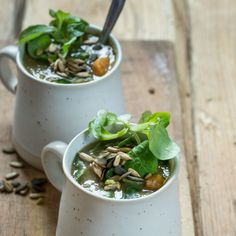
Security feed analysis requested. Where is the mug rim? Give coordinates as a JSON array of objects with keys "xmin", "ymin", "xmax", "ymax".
[
  {"xmin": 15, "ymin": 24, "xmax": 122, "ymax": 88},
  {"xmin": 62, "ymin": 127, "xmax": 180, "ymax": 203}
]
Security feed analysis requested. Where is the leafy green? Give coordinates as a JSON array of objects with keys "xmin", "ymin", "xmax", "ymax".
[
  {"xmin": 27, "ymin": 34, "xmax": 51, "ymax": 59},
  {"xmin": 88, "ymin": 110, "xmax": 180, "ymax": 175},
  {"xmin": 18, "ymin": 25, "xmax": 55, "ymax": 44},
  {"xmin": 88, "ymin": 110, "xmax": 128, "ymax": 140},
  {"xmin": 18, "ymin": 9, "xmax": 89, "ymax": 60},
  {"xmin": 125, "ymin": 140, "xmax": 158, "ymax": 177},
  {"xmin": 149, "ymin": 124, "xmax": 180, "ymax": 160}
]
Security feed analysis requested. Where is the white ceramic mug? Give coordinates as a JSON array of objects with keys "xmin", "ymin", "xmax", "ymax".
[
  {"xmin": 42, "ymin": 128, "xmax": 181, "ymax": 236},
  {"xmin": 0, "ymin": 26, "xmax": 125, "ymax": 169}
]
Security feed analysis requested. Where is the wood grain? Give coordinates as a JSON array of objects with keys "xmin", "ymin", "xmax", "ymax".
[
  {"xmin": 187, "ymin": 0, "xmax": 236, "ymax": 235},
  {"xmin": 0, "ymin": 41, "xmax": 193, "ymax": 235},
  {"xmin": 22, "ymin": 0, "xmax": 175, "ymax": 41}
]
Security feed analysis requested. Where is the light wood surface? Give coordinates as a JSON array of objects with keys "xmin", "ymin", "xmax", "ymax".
[
  {"xmin": 0, "ymin": 41, "xmax": 191, "ymax": 236},
  {"xmin": 1, "ymin": 0, "xmax": 236, "ymax": 235}
]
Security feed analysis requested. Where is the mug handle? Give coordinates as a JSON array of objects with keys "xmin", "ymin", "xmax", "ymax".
[
  {"xmin": 41, "ymin": 141, "xmax": 68, "ymax": 192},
  {"xmin": 0, "ymin": 45, "xmax": 18, "ymax": 93}
]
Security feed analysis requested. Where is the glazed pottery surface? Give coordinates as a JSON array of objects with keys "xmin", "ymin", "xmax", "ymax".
[
  {"xmin": 0, "ymin": 25, "xmax": 124, "ymax": 169},
  {"xmin": 41, "ymin": 128, "xmax": 181, "ymax": 236}
]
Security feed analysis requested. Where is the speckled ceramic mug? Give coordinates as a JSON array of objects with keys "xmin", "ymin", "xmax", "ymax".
[
  {"xmin": 41, "ymin": 128, "xmax": 181, "ymax": 236},
  {"xmin": 0, "ymin": 25, "xmax": 124, "ymax": 170}
]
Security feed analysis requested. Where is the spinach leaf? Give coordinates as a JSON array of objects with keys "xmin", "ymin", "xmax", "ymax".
[
  {"xmin": 18, "ymin": 25, "xmax": 55, "ymax": 44},
  {"xmin": 125, "ymin": 140, "xmax": 158, "ymax": 177},
  {"xmin": 149, "ymin": 124, "xmax": 180, "ymax": 160},
  {"xmin": 27, "ymin": 34, "xmax": 51, "ymax": 59},
  {"xmin": 138, "ymin": 110, "xmax": 152, "ymax": 123},
  {"xmin": 139, "ymin": 111, "xmax": 170, "ymax": 127},
  {"xmin": 88, "ymin": 110, "xmax": 128, "ymax": 140}
]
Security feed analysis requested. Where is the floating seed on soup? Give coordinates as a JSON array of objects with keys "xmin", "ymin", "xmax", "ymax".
[
  {"xmin": 58, "ymin": 60, "xmax": 65, "ymax": 72},
  {"xmin": 128, "ymin": 168, "xmax": 141, "ymax": 178},
  {"xmin": 106, "ymin": 146, "xmax": 119, "ymax": 153},
  {"xmin": 114, "ymin": 166, "xmax": 126, "ymax": 175},
  {"xmin": 118, "ymin": 152, "xmax": 132, "ymax": 161},
  {"xmin": 79, "ymin": 153, "xmax": 94, "ymax": 163},
  {"xmin": 127, "ymin": 175, "xmax": 144, "ymax": 182},
  {"xmin": 91, "ymin": 162, "xmax": 103, "ymax": 179},
  {"xmin": 119, "ymin": 147, "xmax": 132, "ymax": 153},
  {"xmin": 97, "ymin": 151, "xmax": 110, "ymax": 159},
  {"xmin": 113, "ymin": 155, "xmax": 121, "ymax": 167},
  {"xmin": 119, "ymin": 171, "xmax": 132, "ymax": 180},
  {"xmin": 76, "ymin": 72, "xmax": 91, "ymax": 78}
]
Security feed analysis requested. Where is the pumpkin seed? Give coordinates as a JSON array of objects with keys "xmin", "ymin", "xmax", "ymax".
[
  {"xmin": 5, "ymin": 172, "xmax": 19, "ymax": 180},
  {"xmin": 9, "ymin": 161, "xmax": 24, "ymax": 168},
  {"xmin": 113, "ymin": 155, "xmax": 121, "ymax": 167},
  {"xmin": 2, "ymin": 145, "xmax": 16, "ymax": 154},
  {"xmin": 79, "ymin": 152, "xmax": 94, "ymax": 163},
  {"xmin": 128, "ymin": 168, "xmax": 141, "ymax": 178},
  {"xmin": 29, "ymin": 193, "xmax": 45, "ymax": 199},
  {"xmin": 3, "ymin": 179, "xmax": 13, "ymax": 193}
]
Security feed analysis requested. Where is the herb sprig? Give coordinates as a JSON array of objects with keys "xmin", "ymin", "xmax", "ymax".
[
  {"xmin": 89, "ymin": 110, "xmax": 180, "ymax": 177},
  {"xmin": 18, "ymin": 9, "xmax": 88, "ymax": 61}
]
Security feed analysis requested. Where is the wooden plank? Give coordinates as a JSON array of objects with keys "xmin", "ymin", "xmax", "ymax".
[
  {"xmin": 22, "ymin": 0, "xmax": 175, "ymax": 40},
  {"xmin": 187, "ymin": 1, "xmax": 236, "ymax": 235},
  {"xmin": 0, "ymin": 41, "xmax": 194, "ymax": 235}
]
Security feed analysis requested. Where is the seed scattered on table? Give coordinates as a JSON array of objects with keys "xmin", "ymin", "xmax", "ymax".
[
  {"xmin": 31, "ymin": 177, "xmax": 47, "ymax": 186},
  {"xmin": 29, "ymin": 193, "xmax": 45, "ymax": 199},
  {"xmin": 36, "ymin": 197, "xmax": 44, "ymax": 205},
  {"xmin": 15, "ymin": 182, "xmax": 29, "ymax": 194},
  {"xmin": 3, "ymin": 179, "xmax": 13, "ymax": 193},
  {"xmin": 9, "ymin": 161, "xmax": 24, "ymax": 168},
  {"xmin": 5, "ymin": 172, "xmax": 19, "ymax": 180},
  {"xmin": 2, "ymin": 145, "xmax": 16, "ymax": 154}
]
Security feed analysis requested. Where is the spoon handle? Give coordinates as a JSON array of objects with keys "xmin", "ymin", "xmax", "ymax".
[{"xmin": 99, "ymin": 0, "xmax": 126, "ymax": 44}]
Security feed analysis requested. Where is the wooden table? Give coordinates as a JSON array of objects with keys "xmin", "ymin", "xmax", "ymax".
[{"xmin": 1, "ymin": 1, "xmax": 236, "ymax": 235}]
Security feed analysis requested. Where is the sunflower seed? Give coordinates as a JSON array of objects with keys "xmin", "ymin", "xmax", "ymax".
[
  {"xmin": 110, "ymin": 175, "xmax": 121, "ymax": 181},
  {"xmin": 91, "ymin": 163, "xmax": 103, "ymax": 179},
  {"xmin": 79, "ymin": 153, "xmax": 94, "ymax": 163},
  {"xmin": 15, "ymin": 182, "xmax": 29, "ymax": 194},
  {"xmin": 128, "ymin": 168, "xmax": 141, "ymax": 178},
  {"xmin": 73, "ymin": 58, "xmax": 85, "ymax": 64},
  {"xmin": 114, "ymin": 166, "xmax": 126, "ymax": 175},
  {"xmin": 76, "ymin": 72, "xmax": 91, "ymax": 78},
  {"xmin": 31, "ymin": 177, "xmax": 47, "ymax": 186},
  {"xmin": 19, "ymin": 187, "xmax": 29, "ymax": 196},
  {"xmin": 119, "ymin": 147, "xmax": 132, "ymax": 153},
  {"xmin": 11, "ymin": 180, "xmax": 20, "ymax": 188},
  {"xmin": 118, "ymin": 152, "xmax": 132, "ymax": 161},
  {"xmin": 106, "ymin": 158, "xmax": 115, "ymax": 168},
  {"xmin": 3, "ymin": 179, "xmax": 13, "ymax": 192},
  {"xmin": 127, "ymin": 175, "xmax": 144, "ymax": 182},
  {"xmin": 119, "ymin": 171, "xmax": 132, "ymax": 180},
  {"xmin": 5, "ymin": 172, "xmax": 19, "ymax": 180},
  {"xmin": 56, "ymin": 71, "xmax": 67, "ymax": 77},
  {"xmin": 145, "ymin": 173, "xmax": 152, "ymax": 179},
  {"xmin": 58, "ymin": 60, "xmax": 65, "ymax": 72},
  {"xmin": 97, "ymin": 151, "xmax": 110, "ymax": 159},
  {"xmin": 36, "ymin": 197, "xmax": 44, "ymax": 205},
  {"xmin": 32, "ymin": 185, "xmax": 45, "ymax": 193},
  {"xmin": 107, "ymin": 146, "xmax": 119, "ymax": 153},
  {"xmin": 29, "ymin": 193, "xmax": 45, "ymax": 199},
  {"xmin": 48, "ymin": 43, "xmax": 58, "ymax": 53},
  {"xmin": 113, "ymin": 155, "xmax": 121, "ymax": 167},
  {"xmin": 104, "ymin": 181, "xmax": 120, "ymax": 191},
  {"xmin": 106, "ymin": 153, "xmax": 117, "ymax": 160},
  {"xmin": 2, "ymin": 145, "xmax": 16, "ymax": 154},
  {"xmin": 53, "ymin": 59, "xmax": 60, "ymax": 71},
  {"xmin": 94, "ymin": 158, "xmax": 107, "ymax": 168},
  {"xmin": 9, "ymin": 161, "xmax": 24, "ymax": 168}
]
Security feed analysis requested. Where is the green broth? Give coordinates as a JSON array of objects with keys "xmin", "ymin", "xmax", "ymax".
[{"xmin": 71, "ymin": 141, "xmax": 171, "ymax": 200}]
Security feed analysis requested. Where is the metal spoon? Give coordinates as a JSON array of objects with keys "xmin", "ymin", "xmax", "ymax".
[{"xmin": 99, "ymin": 0, "xmax": 126, "ymax": 44}]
